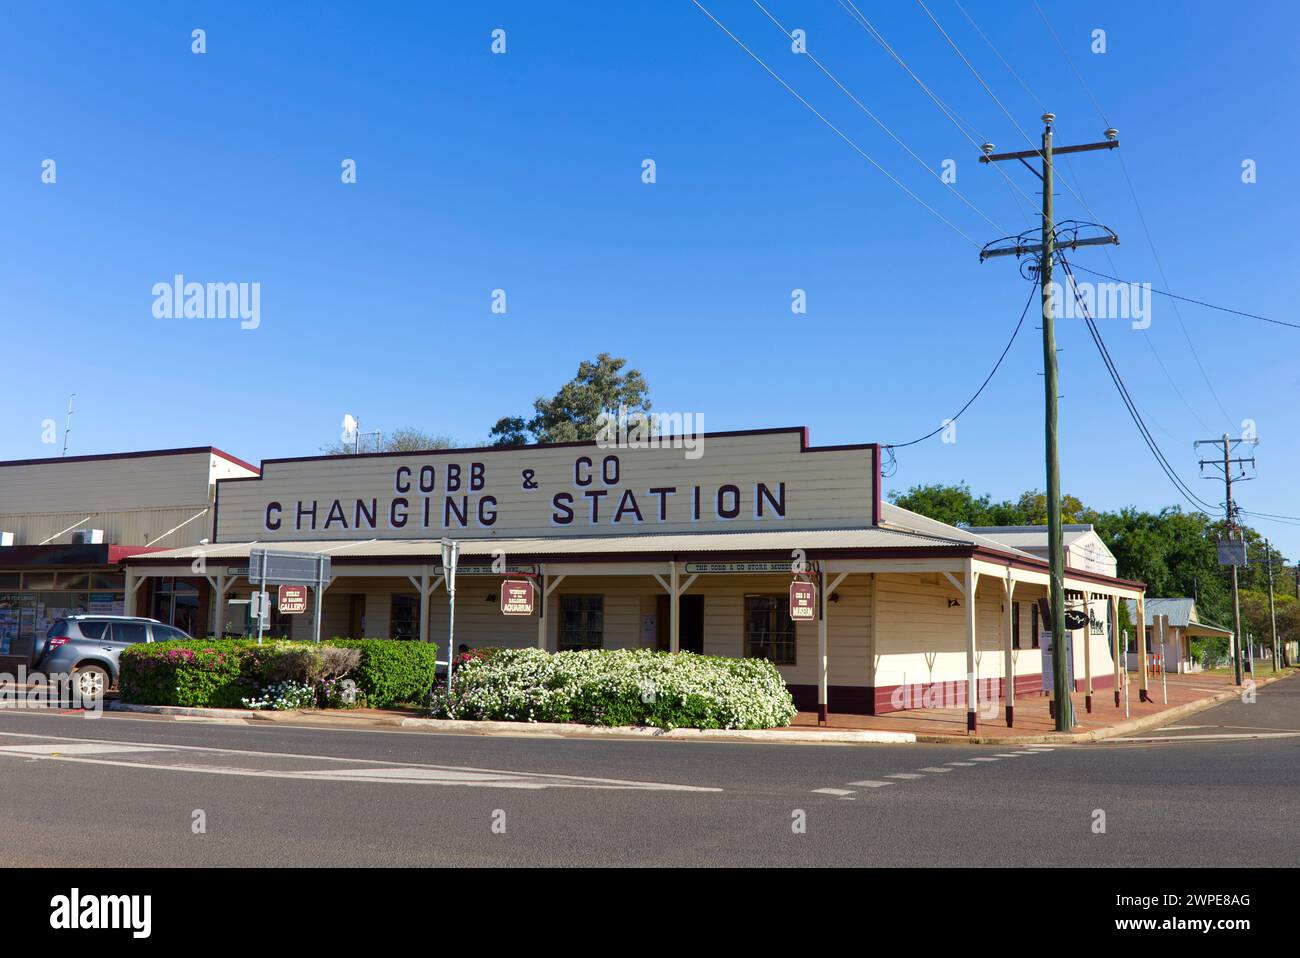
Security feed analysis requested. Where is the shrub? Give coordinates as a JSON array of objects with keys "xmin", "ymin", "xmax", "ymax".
[
  {"xmin": 119, "ymin": 638, "xmax": 429, "ymax": 710},
  {"xmin": 329, "ymin": 639, "xmax": 440, "ymax": 707},
  {"xmin": 243, "ymin": 680, "xmax": 317, "ymax": 711},
  {"xmin": 433, "ymin": 648, "xmax": 796, "ymax": 730}
]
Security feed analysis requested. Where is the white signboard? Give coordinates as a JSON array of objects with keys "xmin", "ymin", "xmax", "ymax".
[
  {"xmin": 1040, "ymin": 630, "xmax": 1075, "ymax": 693},
  {"xmin": 212, "ymin": 430, "xmax": 879, "ymax": 542}
]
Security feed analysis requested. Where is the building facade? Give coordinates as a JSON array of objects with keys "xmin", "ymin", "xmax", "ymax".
[
  {"xmin": 0, "ymin": 447, "xmax": 259, "ymax": 667},
  {"xmin": 120, "ymin": 428, "xmax": 1150, "ymax": 728}
]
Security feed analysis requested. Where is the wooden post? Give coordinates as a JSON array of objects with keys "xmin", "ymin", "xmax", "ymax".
[
  {"xmin": 1003, "ymin": 570, "xmax": 1016, "ymax": 727},
  {"xmin": 1083, "ymin": 592, "xmax": 1093, "ymax": 714},
  {"xmin": 418, "ymin": 565, "xmax": 431, "ymax": 645},
  {"xmin": 537, "ymin": 570, "xmax": 547, "ymax": 650},
  {"xmin": 1110, "ymin": 593, "xmax": 1122, "ymax": 707},
  {"xmin": 669, "ymin": 560, "xmax": 680, "ymax": 653},
  {"xmin": 964, "ymin": 561, "xmax": 979, "ymax": 733},
  {"xmin": 1137, "ymin": 593, "xmax": 1150, "ymax": 702}
]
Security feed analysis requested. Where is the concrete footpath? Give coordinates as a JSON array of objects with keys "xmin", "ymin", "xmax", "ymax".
[{"xmin": 106, "ymin": 669, "xmax": 1297, "ymax": 747}]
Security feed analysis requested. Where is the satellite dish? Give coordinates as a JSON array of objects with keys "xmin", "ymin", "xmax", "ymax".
[{"xmin": 341, "ymin": 413, "xmax": 358, "ymax": 437}]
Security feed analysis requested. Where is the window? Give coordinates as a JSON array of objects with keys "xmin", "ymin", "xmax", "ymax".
[
  {"xmin": 73, "ymin": 620, "xmax": 107, "ymax": 640},
  {"xmin": 744, "ymin": 594, "xmax": 796, "ymax": 665},
  {"xmin": 1031, "ymin": 602, "xmax": 1040, "ymax": 649},
  {"xmin": 110, "ymin": 622, "xmax": 148, "ymax": 645},
  {"xmin": 151, "ymin": 624, "xmax": 190, "ymax": 642},
  {"xmin": 1012, "ymin": 602, "xmax": 1021, "ymax": 650},
  {"xmin": 558, "ymin": 596, "xmax": 603, "ymax": 651},
  {"xmin": 390, "ymin": 595, "xmax": 419, "ymax": 641},
  {"xmin": 152, "ymin": 578, "xmax": 201, "ymax": 634}
]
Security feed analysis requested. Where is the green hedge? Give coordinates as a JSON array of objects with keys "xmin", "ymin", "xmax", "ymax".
[
  {"xmin": 434, "ymin": 648, "xmax": 797, "ymax": 730},
  {"xmin": 119, "ymin": 638, "xmax": 439, "ymax": 709},
  {"xmin": 329, "ymin": 639, "xmax": 441, "ymax": 707}
]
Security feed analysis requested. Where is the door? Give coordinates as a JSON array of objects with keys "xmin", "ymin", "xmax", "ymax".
[
  {"xmin": 680, "ymin": 595, "xmax": 704, "ymax": 654},
  {"xmin": 348, "ymin": 594, "xmax": 366, "ymax": 639}
]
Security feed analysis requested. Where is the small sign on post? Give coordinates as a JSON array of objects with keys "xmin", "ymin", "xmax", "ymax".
[
  {"xmin": 278, "ymin": 585, "xmax": 308, "ymax": 615},
  {"xmin": 789, "ymin": 579, "xmax": 817, "ymax": 621},
  {"xmin": 500, "ymin": 578, "xmax": 536, "ymax": 616}
]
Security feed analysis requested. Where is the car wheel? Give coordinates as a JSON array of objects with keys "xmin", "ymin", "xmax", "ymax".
[{"xmin": 74, "ymin": 665, "xmax": 109, "ymax": 701}]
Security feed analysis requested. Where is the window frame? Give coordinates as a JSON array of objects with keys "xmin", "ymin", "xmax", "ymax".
[
  {"xmin": 743, "ymin": 593, "xmax": 797, "ymax": 666},
  {"xmin": 558, "ymin": 595, "xmax": 604, "ymax": 651}
]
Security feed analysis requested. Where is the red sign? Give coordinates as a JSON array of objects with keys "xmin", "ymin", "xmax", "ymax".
[
  {"xmin": 789, "ymin": 580, "xmax": 816, "ymax": 621},
  {"xmin": 500, "ymin": 578, "xmax": 536, "ymax": 616},
  {"xmin": 278, "ymin": 585, "xmax": 308, "ymax": 615}
]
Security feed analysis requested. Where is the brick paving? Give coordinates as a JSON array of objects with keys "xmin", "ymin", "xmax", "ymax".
[{"xmin": 783, "ymin": 670, "xmax": 1293, "ymax": 740}]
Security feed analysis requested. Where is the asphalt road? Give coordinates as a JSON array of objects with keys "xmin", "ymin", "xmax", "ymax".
[{"xmin": 0, "ymin": 676, "xmax": 1296, "ymax": 867}]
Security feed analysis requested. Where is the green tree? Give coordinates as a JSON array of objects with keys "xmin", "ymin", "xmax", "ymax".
[{"xmin": 489, "ymin": 353, "xmax": 651, "ymax": 446}]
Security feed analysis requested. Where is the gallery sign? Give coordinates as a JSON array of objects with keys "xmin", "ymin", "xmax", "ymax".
[
  {"xmin": 212, "ymin": 430, "xmax": 879, "ymax": 542},
  {"xmin": 789, "ymin": 580, "xmax": 817, "ymax": 621},
  {"xmin": 499, "ymin": 579, "xmax": 536, "ymax": 616},
  {"xmin": 278, "ymin": 585, "xmax": 308, "ymax": 615}
]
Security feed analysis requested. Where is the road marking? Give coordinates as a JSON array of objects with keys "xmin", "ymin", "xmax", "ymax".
[
  {"xmin": 0, "ymin": 731, "xmax": 721, "ymax": 792},
  {"xmin": 885, "ymin": 772, "xmax": 925, "ymax": 779},
  {"xmin": 945, "ymin": 761, "xmax": 976, "ymax": 767},
  {"xmin": 993, "ymin": 753, "xmax": 1024, "ymax": 758},
  {"xmin": 971, "ymin": 757, "xmax": 999, "ymax": 762},
  {"xmin": 812, "ymin": 788, "xmax": 857, "ymax": 796},
  {"xmin": 847, "ymin": 780, "xmax": 894, "ymax": 788},
  {"xmin": 1159, "ymin": 725, "xmax": 1214, "ymax": 730},
  {"xmin": 0, "ymin": 743, "xmax": 171, "ymax": 756},
  {"xmin": 1119, "ymin": 732, "xmax": 1300, "ymax": 743},
  {"xmin": 917, "ymin": 766, "xmax": 951, "ymax": 773}
]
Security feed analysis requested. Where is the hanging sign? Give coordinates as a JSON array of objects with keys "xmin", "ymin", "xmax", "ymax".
[
  {"xmin": 278, "ymin": 585, "xmax": 309, "ymax": 615},
  {"xmin": 500, "ymin": 578, "xmax": 536, "ymax": 616},
  {"xmin": 789, "ymin": 580, "xmax": 817, "ymax": 621}
]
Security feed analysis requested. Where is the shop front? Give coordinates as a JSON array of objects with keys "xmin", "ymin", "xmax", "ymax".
[{"xmin": 125, "ymin": 427, "xmax": 1149, "ymax": 728}]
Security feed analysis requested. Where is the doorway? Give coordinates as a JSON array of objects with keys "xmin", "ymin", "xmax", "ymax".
[{"xmin": 653, "ymin": 595, "xmax": 705, "ymax": 653}]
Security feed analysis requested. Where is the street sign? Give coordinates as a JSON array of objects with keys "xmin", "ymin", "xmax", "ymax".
[
  {"xmin": 789, "ymin": 580, "xmax": 816, "ymax": 621},
  {"xmin": 1216, "ymin": 538, "xmax": 1247, "ymax": 567},
  {"xmin": 278, "ymin": 585, "xmax": 308, "ymax": 615},
  {"xmin": 249, "ymin": 590, "xmax": 271, "ymax": 622},
  {"xmin": 249, "ymin": 549, "xmax": 332, "ymax": 587},
  {"xmin": 500, "ymin": 578, "xmax": 535, "ymax": 616},
  {"xmin": 1064, "ymin": 608, "xmax": 1089, "ymax": 631}
]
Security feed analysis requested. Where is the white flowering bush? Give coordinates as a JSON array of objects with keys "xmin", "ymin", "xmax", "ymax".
[
  {"xmin": 241, "ymin": 680, "xmax": 317, "ymax": 711},
  {"xmin": 432, "ymin": 648, "xmax": 796, "ymax": 730}
]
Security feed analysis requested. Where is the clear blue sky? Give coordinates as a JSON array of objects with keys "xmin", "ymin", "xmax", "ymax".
[{"xmin": 3, "ymin": 1, "xmax": 1297, "ymax": 553}]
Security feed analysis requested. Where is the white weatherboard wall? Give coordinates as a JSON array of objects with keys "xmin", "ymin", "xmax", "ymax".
[{"xmin": 213, "ymin": 430, "xmax": 877, "ymax": 542}]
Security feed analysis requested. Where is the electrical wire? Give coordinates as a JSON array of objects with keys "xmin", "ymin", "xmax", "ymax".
[
  {"xmin": 1065, "ymin": 263, "xmax": 1300, "ymax": 331},
  {"xmin": 882, "ymin": 278, "xmax": 1037, "ymax": 449},
  {"xmin": 834, "ymin": 0, "xmax": 1040, "ymax": 223},
  {"xmin": 689, "ymin": 0, "xmax": 982, "ymax": 248},
  {"xmin": 749, "ymin": 0, "xmax": 1008, "ymax": 234},
  {"xmin": 1059, "ymin": 254, "xmax": 1221, "ymax": 515}
]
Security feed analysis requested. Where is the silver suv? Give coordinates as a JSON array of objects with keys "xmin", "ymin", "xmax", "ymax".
[{"xmin": 36, "ymin": 615, "xmax": 193, "ymax": 699}]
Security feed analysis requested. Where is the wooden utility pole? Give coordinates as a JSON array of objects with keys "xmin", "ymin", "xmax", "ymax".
[
  {"xmin": 979, "ymin": 115, "xmax": 1119, "ymax": 732},
  {"xmin": 1196, "ymin": 434, "xmax": 1256, "ymax": 685},
  {"xmin": 1265, "ymin": 539, "xmax": 1279, "ymax": 672}
]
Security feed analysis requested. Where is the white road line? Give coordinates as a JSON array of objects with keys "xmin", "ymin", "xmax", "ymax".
[
  {"xmin": 917, "ymin": 766, "xmax": 951, "ymax": 773},
  {"xmin": 885, "ymin": 772, "xmax": 925, "ymax": 779},
  {"xmin": 945, "ymin": 761, "xmax": 976, "ymax": 767},
  {"xmin": 0, "ymin": 743, "xmax": 171, "ymax": 756},
  {"xmin": 1120, "ymin": 732, "xmax": 1300, "ymax": 743},
  {"xmin": 813, "ymin": 788, "xmax": 857, "ymax": 796},
  {"xmin": 971, "ymin": 757, "xmax": 1000, "ymax": 762},
  {"xmin": 993, "ymin": 753, "xmax": 1024, "ymax": 758},
  {"xmin": 847, "ymin": 780, "xmax": 894, "ymax": 788}
]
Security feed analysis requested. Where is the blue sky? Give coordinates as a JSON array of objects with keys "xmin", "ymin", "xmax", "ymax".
[{"xmin": 2, "ymin": 1, "xmax": 1297, "ymax": 553}]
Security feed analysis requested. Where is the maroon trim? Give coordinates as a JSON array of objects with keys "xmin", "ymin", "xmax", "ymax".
[
  {"xmin": 1005, "ymin": 705, "xmax": 1014, "ymax": 727},
  {"xmin": 871, "ymin": 444, "xmax": 881, "ymax": 526},
  {"xmin": 0, "ymin": 445, "xmax": 256, "ymax": 473},
  {"xmin": 967, "ymin": 712, "xmax": 976, "ymax": 732},
  {"xmin": 786, "ymin": 684, "xmax": 875, "ymax": 715},
  {"xmin": 0, "ymin": 543, "xmax": 170, "ymax": 569}
]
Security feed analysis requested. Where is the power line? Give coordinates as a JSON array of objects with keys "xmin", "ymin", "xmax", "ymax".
[
  {"xmin": 1067, "ymin": 263, "xmax": 1300, "ymax": 330},
  {"xmin": 834, "ymin": 0, "xmax": 1040, "ymax": 223},
  {"xmin": 689, "ymin": 0, "xmax": 982, "ymax": 248},
  {"xmin": 912, "ymin": 0, "xmax": 1101, "ymax": 220},
  {"xmin": 748, "ymin": 0, "xmax": 1007, "ymax": 235},
  {"xmin": 1029, "ymin": 0, "xmax": 1238, "ymax": 431},
  {"xmin": 883, "ymin": 278, "xmax": 1037, "ymax": 449},
  {"xmin": 952, "ymin": 0, "xmax": 1047, "ymax": 114},
  {"xmin": 1059, "ymin": 255, "xmax": 1220, "ymax": 515}
]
